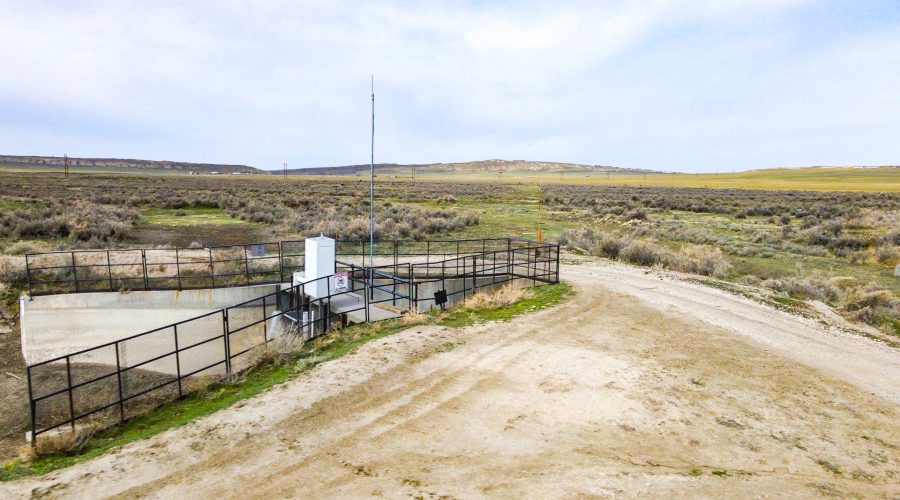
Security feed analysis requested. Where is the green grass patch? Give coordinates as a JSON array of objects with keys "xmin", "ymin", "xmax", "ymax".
[
  {"xmin": 140, "ymin": 207, "xmax": 243, "ymax": 226},
  {"xmin": 437, "ymin": 283, "xmax": 572, "ymax": 327},
  {"xmin": 1, "ymin": 281, "xmax": 573, "ymax": 481}
]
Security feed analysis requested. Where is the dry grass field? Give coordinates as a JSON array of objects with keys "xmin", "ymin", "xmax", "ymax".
[{"xmin": 325, "ymin": 165, "xmax": 900, "ymax": 192}]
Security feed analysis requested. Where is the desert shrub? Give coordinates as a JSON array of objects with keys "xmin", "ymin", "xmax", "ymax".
[
  {"xmin": 596, "ymin": 233, "xmax": 630, "ymax": 259},
  {"xmin": 841, "ymin": 287, "xmax": 900, "ymax": 328},
  {"xmin": 805, "ymin": 230, "xmax": 832, "ymax": 247},
  {"xmin": 827, "ymin": 236, "xmax": 866, "ymax": 252},
  {"xmin": 874, "ymin": 243, "xmax": 899, "ymax": 263},
  {"xmin": 620, "ymin": 240, "xmax": 667, "ymax": 266},
  {"xmin": 843, "ymin": 287, "xmax": 897, "ymax": 312},
  {"xmin": 2, "ymin": 240, "xmax": 40, "ymax": 255},
  {"xmin": 623, "ymin": 208, "xmax": 647, "ymax": 221},
  {"xmin": 0, "ymin": 175, "xmax": 502, "ymax": 250},
  {"xmin": 752, "ymin": 230, "xmax": 779, "ymax": 244},
  {"xmin": 0, "ymin": 255, "xmax": 27, "ymax": 285},
  {"xmin": 27, "ymin": 425, "xmax": 97, "ymax": 458},
  {"xmin": 740, "ymin": 274, "xmax": 761, "ymax": 286},
  {"xmin": 463, "ymin": 284, "xmax": 525, "ymax": 311},
  {"xmin": 0, "ymin": 201, "xmax": 137, "ymax": 244},
  {"xmin": 174, "ymin": 209, "xmax": 187, "ymax": 216},
  {"xmin": 762, "ymin": 274, "xmax": 841, "ymax": 303},
  {"xmin": 676, "ymin": 246, "xmax": 732, "ymax": 278},
  {"xmin": 558, "ymin": 228, "xmax": 598, "ymax": 251},
  {"xmin": 758, "ymin": 274, "xmax": 898, "ymax": 331},
  {"xmin": 883, "ymin": 230, "xmax": 900, "ymax": 246}
]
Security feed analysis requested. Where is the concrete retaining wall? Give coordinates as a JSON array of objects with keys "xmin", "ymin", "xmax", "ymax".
[{"xmin": 21, "ymin": 284, "xmax": 281, "ymax": 365}]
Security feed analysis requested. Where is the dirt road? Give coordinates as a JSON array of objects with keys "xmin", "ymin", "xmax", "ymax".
[{"xmin": 2, "ymin": 259, "xmax": 898, "ymax": 498}]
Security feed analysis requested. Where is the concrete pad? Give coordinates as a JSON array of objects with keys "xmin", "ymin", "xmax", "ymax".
[
  {"xmin": 21, "ymin": 285, "xmax": 279, "ymax": 365},
  {"xmin": 328, "ymin": 292, "xmax": 401, "ymax": 323}
]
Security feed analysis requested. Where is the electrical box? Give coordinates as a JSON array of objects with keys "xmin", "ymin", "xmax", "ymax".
[{"xmin": 292, "ymin": 236, "xmax": 336, "ymax": 298}]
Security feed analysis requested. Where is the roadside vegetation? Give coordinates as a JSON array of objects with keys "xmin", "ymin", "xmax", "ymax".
[
  {"xmin": 549, "ymin": 185, "xmax": 899, "ymax": 335},
  {"xmin": 0, "ymin": 282, "xmax": 570, "ymax": 481}
]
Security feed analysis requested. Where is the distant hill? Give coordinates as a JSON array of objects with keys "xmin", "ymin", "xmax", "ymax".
[
  {"xmin": 278, "ymin": 160, "xmax": 659, "ymax": 176},
  {"xmin": 0, "ymin": 155, "xmax": 267, "ymax": 175}
]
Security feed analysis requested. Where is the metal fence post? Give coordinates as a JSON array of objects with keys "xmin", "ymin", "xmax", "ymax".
[
  {"xmin": 114, "ymin": 342, "xmax": 125, "ymax": 423},
  {"xmin": 222, "ymin": 309, "xmax": 232, "ymax": 379},
  {"xmin": 174, "ymin": 324, "xmax": 183, "ymax": 398},
  {"xmin": 556, "ymin": 244, "xmax": 561, "ymax": 283},
  {"xmin": 26, "ymin": 365, "xmax": 35, "ymax": 446},
  {"xmin": 393, "ymin": 240, "xmax": 399, "ymax": 268},
  {"xmin": 293, "ymin": 285, "xmax": 303, "ymax": 337},
  {"xmin": 71, "ymin": 252, "xmax": 79, "ymax": 293},
  {"xmin": 364, "ymin": 278, "xmax": 370, "ymax": 323},
  {"xmin": 65, "ymin": 356, "xmax": 75, "ymax": 430},
  {"xmin": 25, "ymin": 254, "xmax": 33, "ymax": 296},
  {"xmin": 175, "ymin": 248, "xmax": 183, "ymax": 290},
  {"xmin": 279, "ymin": 241, "xmax": 285, "ymax": 283},
  {"xmin": 141, "ymin": 249, "xmax": 149, "ymax": 290},
  {"xmin": 209, "ymin": 248, "xmax": 216, "ymax": 288},
  {"xmin": 507, "ymin": 240, "xmax": 513, "ymax": 278},
  {"xmin": 243, "ymin": 245, "xmax": 250, "ymax": 285},
  {"xmin": 106, "ymin": 250, "xmax": 114, "ymax": 291}
]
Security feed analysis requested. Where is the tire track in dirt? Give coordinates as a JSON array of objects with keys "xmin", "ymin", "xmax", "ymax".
[
  {"xmin": 563, "ymin": 261, "xmax": 900, "ymax": 404},
  {"xmin": 119, "ymin": 288, "xmax": 603, "ymax": 498}
]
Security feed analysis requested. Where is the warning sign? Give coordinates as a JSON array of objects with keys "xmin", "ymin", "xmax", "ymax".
[{"xmin": 334, "ymin": 272, "xmax": 349, "ymax": 292}]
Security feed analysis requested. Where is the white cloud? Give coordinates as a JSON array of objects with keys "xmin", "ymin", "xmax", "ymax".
[{"xmin": 0, "ymin": 0, "xmax": 897, "ymax": 171}]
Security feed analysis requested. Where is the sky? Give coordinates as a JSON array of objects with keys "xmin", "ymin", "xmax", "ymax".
[{"xmin": 1, "ymin": 0, "xmax": 899, "ymax": 173}]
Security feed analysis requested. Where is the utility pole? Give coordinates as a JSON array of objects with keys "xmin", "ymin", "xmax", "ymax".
[
  {"xmin": 64, "ymin": 154, "xmax": 69, "ymax": 178},
  {"xmin": 369, "ymin": 75, "xmax": 375, "ymax": 267},
  {"xmin": 283, "ymin": 162, "xmax": 287, "ymax": 180}
]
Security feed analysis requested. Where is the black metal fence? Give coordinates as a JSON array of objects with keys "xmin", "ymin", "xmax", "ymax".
[
  {"xmin": 24, "ymin": 238, "xmax": 519, "ymax": 296},
  {"xmin": 26, "ymin": 274, "xmax": 371, "ymax": 442},
  {"xmin": 25, "ymin": 238, "xmax": 560, "ymax": 444}
]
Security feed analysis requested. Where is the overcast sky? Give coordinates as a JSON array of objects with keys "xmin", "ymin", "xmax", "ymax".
[{"xmin": 1, "ymin": 1, "xmax": 898, "ymax": 172}]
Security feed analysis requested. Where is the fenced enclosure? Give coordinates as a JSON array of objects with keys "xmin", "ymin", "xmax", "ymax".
[
  {"xmin": 24, "ymin": 238, "xmax": 559, "ymax": 444},
  {"xmin": 25, "ymin": 238, "xmax": 523, "ymax": 296}
]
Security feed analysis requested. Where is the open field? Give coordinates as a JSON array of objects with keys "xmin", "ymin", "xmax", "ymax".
[
  {"xmin": 308, "ymin": 166, "xmax": 900, "ymax": 192},
  {"xmin": 0, "ymin": 163, "xmax": 196, "ymax": 176},
  {"xmin": 1, "ymin": 260, "xmax": 897, "ymax": 497},
  {"xmin": 0, "ymin": 171, "xmax": 897, "ymax": 332},
  {"xmin": 4, "ymin": 161, "xmax": 897, "ymax": 191}
]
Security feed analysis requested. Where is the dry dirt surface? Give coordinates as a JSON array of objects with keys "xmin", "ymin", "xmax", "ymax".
[{"xmin": 2, "ymin": 259, "xmax": 899, "ymax": 498}]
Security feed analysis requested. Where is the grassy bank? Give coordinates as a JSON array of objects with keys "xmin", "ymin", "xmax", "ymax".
[{"xmin": 0, "ymin": 282, "xmax": 571, "ymax": 481}]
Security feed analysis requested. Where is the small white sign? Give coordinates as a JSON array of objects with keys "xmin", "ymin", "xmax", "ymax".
[{"xmin": 334, "ymin": 272, "xmax": 349, "ymax": 292}]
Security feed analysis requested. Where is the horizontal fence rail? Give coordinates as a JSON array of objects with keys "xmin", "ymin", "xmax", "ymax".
[
  {"xmin": 25, "ymin": 237, "xmax": 560, "ymax": 444},
  {"xmin": 24, "ymin": 237, "xmax": 521, "ymax": 297}
]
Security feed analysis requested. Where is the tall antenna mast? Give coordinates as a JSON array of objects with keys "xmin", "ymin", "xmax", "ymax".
[
  {"xmin": 369, "ymin": 75, "xmax": 375, "ymax": 267},
  {"xmin": 283, "ymin": 162, "xmax": 287, "ymax": 180}
]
